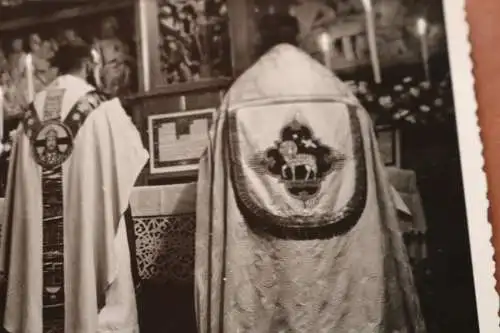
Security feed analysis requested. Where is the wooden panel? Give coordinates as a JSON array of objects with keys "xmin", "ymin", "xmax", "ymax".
[
  {"xmin": 141, "ymin": 0, "xmax": 164, "ymax": 90},
  {"xmin": 184, "ymin": 91, "xmax": 221, "ymax": 110},
  {"xmin": 143, "ymin": 96, "xmax": 181, "ymax": 115},
  {"xmin": 126, "ymin": 79, "xmax": 230, "ymax": 185},
  {"xmin": 227, "ymin": 0, "xmax": 256, "ymax": 76},
  {"xmin": 0, "ymin": 0, "xmax": 133, "ymax": 32},
  {"xmin": 127, "ymin": 78, "xmax": 231, "ymax": 101}
]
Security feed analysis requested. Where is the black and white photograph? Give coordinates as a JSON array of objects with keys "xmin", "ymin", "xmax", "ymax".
[{"xmin": 0, "ymin": 0, "xmax": 495, "ymax": 332}]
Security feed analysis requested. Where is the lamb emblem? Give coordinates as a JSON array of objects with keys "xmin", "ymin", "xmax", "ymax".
[
  {"xmin": 279, "ymin": 140, "xmax": 318, "ymax": 181},
  {"xmin": 263, "ymin": 118, "xmax": 346, "ymax": 200}
]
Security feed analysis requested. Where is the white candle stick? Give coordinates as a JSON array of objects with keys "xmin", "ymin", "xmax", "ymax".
[
  {"xmin": 318, "ymin": 32, "xmax": 333, "ymax": 71},
  {"xmin": 417, "ymin": 18, "xmax": 430, "ymax": 83},
  {"xmin": 138, "ymin": 0, "xmax": 151, "ymax": 92},
  {"xmin": 179, "ymin": 95, "xmax": 187, "ymax": 111},
  {"xmin": 25, "ymin": 54, "xmax": 35, "ymax": 103},
  {"xmin": 361, "ymin": 0, "xmax": 381, "ymax": 84}
]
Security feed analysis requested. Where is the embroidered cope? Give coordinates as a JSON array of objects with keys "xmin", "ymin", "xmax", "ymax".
[
  {"xmin": 0, "ymin": 75, "xmax": 148, "ymax": 333},
  {"xmin": 195, "ymin": 44, "xmax": 426, "ymax": 333}
]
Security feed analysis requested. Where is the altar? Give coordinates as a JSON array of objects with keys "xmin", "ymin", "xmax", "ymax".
[
  {"xmin": 131, "ymin": 167, "xmax": 430, "ymax": 332},
  {"xmin": 129, "ymin": 167, "xmax": 427, "ymax": 287},
  {"xmin": 0, "ymin": 167, "xmax": 427, "ymax": 279},
  {"xmin": 0, "ymin": 166, "xmax": 426, "ymax": 331}
]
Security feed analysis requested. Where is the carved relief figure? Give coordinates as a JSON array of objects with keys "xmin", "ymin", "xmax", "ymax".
[
  {"xmin": 61, "ymin": 29, "xmax": 86, "ymax": 47},
  {"xmin": 93, "ymin": 16, "xmax": 132, "ymax": 96},
  {"xmin": 159, "ymin": 3, "xmax": 197, "ymax": 83},
  {"xmin": 158, "ymin": 0, "xmax": 230, "ymax": 83},
  {"xmin": 0, "ymin": 48, "xmax": 14, "ymax": 116},
  {"xmin": 373, "ymin": 0, "xmax": 409, "ymax": 58},
  {"xmin": 29, "ymin": 33, "xmax": 57, "ymax": 90},
  {"xmin": 1, "ymin": 57, "xmax": 22, "ymax": 118},
  {"xmin": 290, "ymin": 0, "xmax": 337, "ymax": 57},
  {"xmin": 41, "ymin": 39, "xmax": 56, "ymax": 61},
  {"xmin": 4, "ymin": 38, "xmax": 30, "ymax": 113},
  {"xmin": 161, "ymin": 38, "xmax": 193, "ymax": 83},
  {"xmin": 8, "ymin": 38, "xmax": 26, "ymax": 83},
  {"xmin": 0, "ymin": 47, "xmax": 7, "ymax": 73}
]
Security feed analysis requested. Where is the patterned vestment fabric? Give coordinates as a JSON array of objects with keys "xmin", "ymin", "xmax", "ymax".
[
  {"xmin": 0, "ymin": 75, "xmax": 148, "ymax": 333},
  {"xmin": 195, "ymin": 44, "xmax": 426, "ymax": 333}
]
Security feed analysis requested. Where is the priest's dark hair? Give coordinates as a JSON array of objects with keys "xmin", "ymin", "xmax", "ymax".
[
  {"xmin": 258, "ymin": 13, "xmax": 299, "ymax": 55},
  {"xmin": 51, "ymin": 43, "xmax": 93, "ymax": 75}
]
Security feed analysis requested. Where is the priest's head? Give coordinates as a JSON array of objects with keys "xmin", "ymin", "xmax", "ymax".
[
  {"xmin": 258, "ymin": 13, "xmax": 299, "ymax": 56},
  {"xmin": 52, "ymin": 43, "xmax": 99, "ymax": 87}
]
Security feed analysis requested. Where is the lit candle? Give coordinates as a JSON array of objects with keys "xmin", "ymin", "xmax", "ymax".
[
  {"xmin": 318, "ymin": 32, "xmax": 333, "ymax": 71},
  {"xmin": 361, "ymin": 0, "xmax": 381, "ymax": 84},
  {"xmin": 417, "ymin": 18, "xmax": 430, "ymax": 82},
  {"xmin": 25, "ymin": 54, "xmax": 35, "ymax": 103}
]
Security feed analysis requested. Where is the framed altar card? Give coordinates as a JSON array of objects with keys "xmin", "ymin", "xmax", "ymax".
[{"xmin": 148, "ymin": 108, "xmax": 215, "ymax": 176}]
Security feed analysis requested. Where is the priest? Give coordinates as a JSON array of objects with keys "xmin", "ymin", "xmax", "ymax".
[
  {"xmin": 0, "ymin": 43, "xmax": 148, "ymax": 332},
  {"xmin": 195, "ymin": 15, "xmax": 426, "ymax": 333}
]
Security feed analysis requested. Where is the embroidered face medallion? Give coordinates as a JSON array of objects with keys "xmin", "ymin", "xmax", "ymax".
[
  {"xmin": 32, "ymin": 121, "xmax": 73, "ymax": 169},
  {"xmin": 263, "ymin": 118, "xmax": 347, "ymax": 200}
]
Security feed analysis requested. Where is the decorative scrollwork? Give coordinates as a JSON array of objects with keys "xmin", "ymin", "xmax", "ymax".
[
  {"xmin": 132, "ymin": 212, "xmax": 425, "ymax": 286},
  {"xmin": 134, "ymin": 214, "xmax": 196, "ymax": 283}
]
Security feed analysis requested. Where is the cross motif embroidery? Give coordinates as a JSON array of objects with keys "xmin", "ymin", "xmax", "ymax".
[{"xmin": 32, "ymin": 122, "xmax": 73, "ymax": 170}]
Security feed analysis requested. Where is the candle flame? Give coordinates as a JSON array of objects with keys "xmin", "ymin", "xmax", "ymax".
[
  {"xmin": 317, "ymin": 32, "xmax": 331, "ymax": 53},
  {"xmin": 417, "ymin": 18, "xmax": 427, "ymax": 36},
  {"xmin": 360, "ymin": 0, "xmax": 372, "ymax": 11}
]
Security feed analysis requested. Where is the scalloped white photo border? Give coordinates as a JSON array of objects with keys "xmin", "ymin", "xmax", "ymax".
[{"xmin": 444, "ymin": 0, "xmax": 498, "ymax": 331}]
